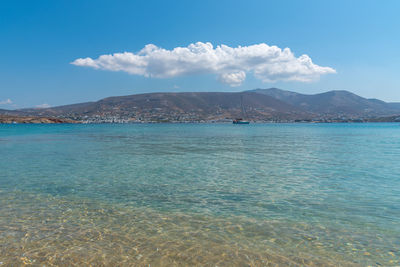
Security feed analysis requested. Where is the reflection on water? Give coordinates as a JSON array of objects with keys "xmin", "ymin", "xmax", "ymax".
[{"xmin": 0, "ymin": 124, "xmax": 400, "ymax": 266}]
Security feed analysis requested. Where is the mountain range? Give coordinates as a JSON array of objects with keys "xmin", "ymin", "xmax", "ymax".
[{"xmin": 1, "ymin": 88, "xmax": 400, "ymax": 123}]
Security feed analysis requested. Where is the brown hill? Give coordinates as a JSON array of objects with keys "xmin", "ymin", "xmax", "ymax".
[
  {"xmin": 249, "ymin": 88, "xmax": 400, "ymax": 116},
  {"xmin": 14, "ymin": 92, "xmax": 309, "ymax": 121},
  {"xmin": 2, "ymin": 89, "xmax": 400, "ymax": 122}
]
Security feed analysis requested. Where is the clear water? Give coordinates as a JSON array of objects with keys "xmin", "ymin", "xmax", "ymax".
[{"xmin": 0, "ymin": 123, "xmax": 399, "ymax": 266}]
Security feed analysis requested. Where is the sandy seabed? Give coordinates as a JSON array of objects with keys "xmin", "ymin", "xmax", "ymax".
[{"xmin": 2, "ymin": 192, "xmax": 398, "ymax": 266}]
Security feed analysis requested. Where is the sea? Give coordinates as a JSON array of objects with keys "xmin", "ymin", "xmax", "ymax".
[{"xmin": 0, "ymin": 123, "xmax": 399, "ymax": 266}]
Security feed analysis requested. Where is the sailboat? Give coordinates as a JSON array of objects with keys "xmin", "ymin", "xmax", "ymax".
[
  {"xmin": 233, "ymin": 95, "xmax": 250, "ymax": 124},
  {"xmin": 233, "ymin": 118, "xmax": 250, "ymax": 124}
]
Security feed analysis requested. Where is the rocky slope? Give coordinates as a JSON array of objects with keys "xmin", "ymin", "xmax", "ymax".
[
  {"xmin": 0, "ymin": 115, "xmax": 79, "ymax": 124},
  {"xmin": 2, "ymin": 89, "xmax": 400, "ymax": 122},
  {"xmin": 249, "ymin": 88, "xmax": 400, "ymax": 116}
]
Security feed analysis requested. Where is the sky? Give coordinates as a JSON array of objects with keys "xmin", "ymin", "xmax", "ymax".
[{"xmin": 1, "ymin": 0, "xmax": 400, "ymax": 108}]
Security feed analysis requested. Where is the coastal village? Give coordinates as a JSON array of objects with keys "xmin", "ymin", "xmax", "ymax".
[{"xmin": 2, "ymin": 89, "xmax": 400, "ymax": 124}]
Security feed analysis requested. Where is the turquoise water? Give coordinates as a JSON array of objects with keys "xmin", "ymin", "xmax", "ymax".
[{"xmin": 0, "ymin": 123, "xmax": 399, "ymax": 266}]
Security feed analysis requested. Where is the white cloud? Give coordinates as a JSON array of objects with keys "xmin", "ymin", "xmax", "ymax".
[
  {"xmin": 0, "ymin": 99, "xmax": 12, "ymax": 105},
  {"xmin": 36, "ymin": 103, "xmax": 51, "ymax": 108},
  {"xmin": 72, "ymin": 42, "xmax": 336, "ymax": 86},
  {"xmin": 218, "ymin": 71, "xmax": 246, "ymax": 87}
]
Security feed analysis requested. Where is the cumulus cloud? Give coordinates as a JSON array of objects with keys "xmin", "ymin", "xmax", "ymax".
[
  {"xmin": 0, "ymin": 99, "xmax": 12, "ymax": 105},
  {"xmin": 218, "ymin": 71, "xmax": 246, "ymax": 87},
  {"xmin": 72, "ymin": 42, "xmax": 336, "ymax": 86}
]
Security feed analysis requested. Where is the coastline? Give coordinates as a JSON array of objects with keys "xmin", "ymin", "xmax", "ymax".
[
  {"xmin": 0, "ymin": 115, "xmax": 80, "ymax": 124},
  {"xmin": 1, "ymin": 119, "xmax": 399, "ymax": 124}
]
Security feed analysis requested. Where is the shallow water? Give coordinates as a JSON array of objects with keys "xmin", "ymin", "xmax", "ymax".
[{"xmin": 0, "ymin": 123, "xmax": 399, "ymax": 266}]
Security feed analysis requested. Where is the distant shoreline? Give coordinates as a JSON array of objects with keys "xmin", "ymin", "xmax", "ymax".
[
  {"xmin": 2, "ymin": 89, "xmax": 400, "ymax": 125},
  {"xmin": 1, "ymin": 118, "xmax": 399, "ymax": 124},
  {"xmin": 0, "ymin": 115, "xmax": 80, "ymax": 124}
]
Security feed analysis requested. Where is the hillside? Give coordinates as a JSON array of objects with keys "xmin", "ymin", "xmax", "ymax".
[
  {"xmin": 2, "ymin": 89, "xmax": 400, "ymax": 123},
  {"xmin": 249, "ymin": 88, "xmax": 399, "ymax": 116},
  {"xmin": 12, "ymin": 92, "xmax": 309, "ymax": 122}
]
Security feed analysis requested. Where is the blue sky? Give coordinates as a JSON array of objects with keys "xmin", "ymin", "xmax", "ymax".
[{"xmin": 1, "ymin": 0, "xmax": 400, "ymax": 108}]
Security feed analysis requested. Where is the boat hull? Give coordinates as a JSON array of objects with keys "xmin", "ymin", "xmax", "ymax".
[{"xmin": 233, "ymin": 121, "xmax": 250, "ymax": 124}]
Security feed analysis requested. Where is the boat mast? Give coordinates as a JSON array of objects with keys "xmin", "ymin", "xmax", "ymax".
[{"xmin": 241, "ymin": 94, "xmax": 246, "ymax": 119}]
